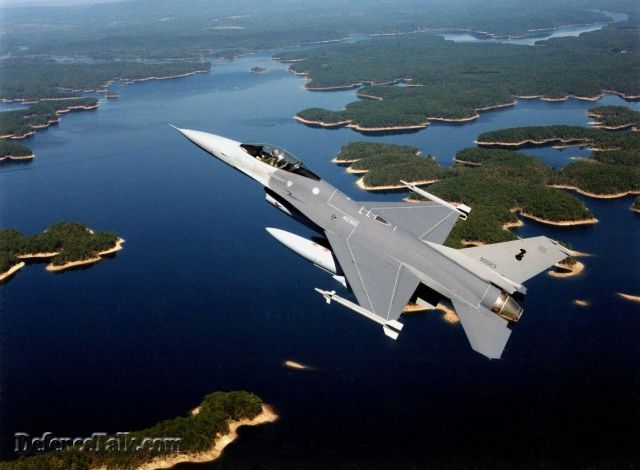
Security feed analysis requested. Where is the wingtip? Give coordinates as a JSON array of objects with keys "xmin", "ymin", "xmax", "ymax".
[{"xmin": 168, "ymin": 123, "xmax": 181, "ymax": 131}]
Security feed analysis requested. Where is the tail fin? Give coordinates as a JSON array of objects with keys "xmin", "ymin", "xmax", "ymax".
[
  {"xmin": 452, "ymin": 298, "xmax": 512, "ymax": 359},
  {"xmin": 461, "ymin": 236, "xmax": 573, "ymax": 285}
]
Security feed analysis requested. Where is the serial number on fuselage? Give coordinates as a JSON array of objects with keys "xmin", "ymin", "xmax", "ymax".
[{"xmin": 480, "ymin": 257, "xmax": 497, "ymax": 270}]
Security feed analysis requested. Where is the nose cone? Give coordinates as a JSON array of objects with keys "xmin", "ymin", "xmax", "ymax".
[{"xmin": 170, "ymin": 125, "xmax": 240, "ymax": 156}]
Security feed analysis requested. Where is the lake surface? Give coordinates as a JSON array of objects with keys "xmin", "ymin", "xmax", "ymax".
[
  {"xmin": 0, "ymin": 50, "xmax": 639, "ymax": 467},
  {"xmin": 438, "ymin": 11, "xmax": 628, "ymax": 45}
]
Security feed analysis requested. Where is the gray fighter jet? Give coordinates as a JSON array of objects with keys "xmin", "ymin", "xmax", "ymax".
[{"xmin": 173, "ymin": 127, "xmax": 573, "ymax": 359}]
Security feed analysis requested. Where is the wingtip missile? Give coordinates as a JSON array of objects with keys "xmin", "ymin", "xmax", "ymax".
[{"xmin": 401, "ymin": 180, "xmax": 471, "ymax": 220}]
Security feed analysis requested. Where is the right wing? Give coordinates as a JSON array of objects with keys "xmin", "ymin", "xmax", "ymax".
[
  {"xmin": 324, "ymin": 231, "xmax": 421, "ymax": 324},
  {"xmin": 452, "ymin": 298, "xmax": 512, "ymax": 359}
]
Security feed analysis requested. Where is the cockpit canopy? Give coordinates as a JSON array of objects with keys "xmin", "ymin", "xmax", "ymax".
[{"xmin": 240, "ymin": 143, "xmax": 321, "ymax": 180}]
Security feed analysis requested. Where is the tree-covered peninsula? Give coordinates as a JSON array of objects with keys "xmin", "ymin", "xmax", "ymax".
[
  {"xmin": 0, "ymin": 391, "xmax": 275, "ymax": 470},
  {"xmin": 588, "ymin": 105, "xmax": 640, "ymax": 129},
  {"xmin": 0, "ymin": 139, "xmax": 33, "ymax": 161},
  {"xmin": 0, "ymin": 98, "xmax": 98, "ymax": 139},
  {"xmin": 282, "ymin": 18, "xmax": 639, "ymax": 131},
  {"xmin": 334, "ymin": 143, "xmax": 594, "ymax": 247},
  {"xmin": 476, "ymin": 124, "xmax": 640, "ymax": 197},
  {"xmin": 0, "ymin": 222, "xmax": 123, "ymax": 283}
]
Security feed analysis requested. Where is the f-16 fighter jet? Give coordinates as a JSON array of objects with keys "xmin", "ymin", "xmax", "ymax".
[{"xmin": 173, "ymin": 126, "xmax": 573, "ymax": 359}]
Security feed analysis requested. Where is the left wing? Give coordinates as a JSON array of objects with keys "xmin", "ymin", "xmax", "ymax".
[
  {"xmin": 325, "ymin": 231, "xmax": 421, "ymax": 324},
  {"xmin": 362, "ymin": 201, "xmax": 460, "ymax": 244}
]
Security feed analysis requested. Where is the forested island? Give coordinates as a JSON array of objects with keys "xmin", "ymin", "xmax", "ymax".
[
  {"xmin": 588, "ymin": 105, "xmax": 640, "ymax": 129},
  {"xmin": 476, "ymin": 123, "xmax": 640, "ymax": 197},
  {"xmin": 334, "ymin": 142, "xmax": 595, "ymax": 247},
  {"xmin": 281, "ymin": 17, "xmax": 639, "ymax": 131},
  {"xmin": 0, "ymin": 391, "xmax": 276, "ymax": 470},
  {"xmin": 0, "ymin": 140, "xmax": 33, "ymax": 161},
  {"xmin": 0, "ymin": 222, "xmax": 123, "ymax": 283}
]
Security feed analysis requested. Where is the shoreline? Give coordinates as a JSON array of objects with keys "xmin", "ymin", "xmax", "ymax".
[
  {"xmin": 0, "ymin": 262, "xmax": 26, "ymax": 282},
  {"xmin": 516, "ymin": 211, "xmax": 598, "ymax": 226},
  {"xmin": 617, "ymin": 292, "xmax": 640, "ymax": 303},
  {"xmin": 476, "ymin": 137, "xmax": 592, "ymax": 147},
  {"xmin": 452, "ymin": 157, "xmax": 482, "ymax": 166},
  {"xmin": 356, "ymin": 177, "xmax": 437, "ymax": 191},
  {"xmin": 2, "ymin": 103, "xmax": 99, "ymax": 140},
  {"xmin": 46, "ymin": 238, "xmax": 125, "ymax": 272},
  {"xmin": 548, "ymin": 261, "xmax": 585, "ymax": 278},
  {"xmin": 550, "ymin": 185, "xmax": 640, "ymax": 199},
  {"xmin": 0, "ymin": 153, "xmax": 34, "ymax": 162},
  {"xmin": 134, "ymin": 405, "xmax": 278, "ymax": 470}
]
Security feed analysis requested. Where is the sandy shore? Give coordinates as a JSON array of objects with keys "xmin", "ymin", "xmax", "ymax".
[
  {"xmin": 514, "ymin": 210, "xmax": 598, "ymax": 226},
  {"xmin": 402, "ymin": 302, "xmax": 430, "ymax": 313},
  {"xmin": 284, "ymin": 360, "xmax": 310, "ymax": 370},
  {"xmin": 461, "ymin": 239, "xmax": 485, "ymax": 246},
  {"xmin": 356, "ymin": 177, "xmax": 437, "ymax": 191},
  {"xmin": 548, "ymin": 261, "xmax": 584, "ymax": 278},
  {"xmin": 0, "ymin": 262, "xmax": 26, "ymax": 282},
  {"xmin": 134, "ymin": 405, "xmax": 278, "ymax": 470},
  {"xmin": 346, "ymin": 166, "xmax": 368, "ymax": 174},
  {"xmin": 293, "ymin": 115, "xmax": 351, "ymax": 128},
  {"xmin": 0, "ymin": 153, "xmax": 34, "ymax": 162},
  {"xmin": 46, "ymin": 238, "xmax": 125, "ymax": 272},
  {"xmin": 476, "ymin": 137, "xmax": 591, "ymax": 147},
  {"xmin": 550, "ymin": 185, "xmax": 640, "ymax": 199},
  {"xmin": 17, "ymin": 251, "xmax": 60, "ymax": 259},
  {"xmin": 436, "ymin": 303, "xmax": 460, "ymax": 324},
  {"xmin": 502, "ymin": 220, "xmax": 524, "ymax": 230},
  {"xmin": 616, "ymin": 292, "xmax": 640, "ymax": 303},
  {"xmin": 452, "ymin": 157, "xmax": 482, "ymax": 166},
  {"xmin": 347, "ymin": 122, "xmax": 428, "ymax": 132}
]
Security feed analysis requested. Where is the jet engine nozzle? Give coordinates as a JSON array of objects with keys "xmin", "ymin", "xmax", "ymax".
[{"xmin": 490, "ymin": 291, "xmax": 523, "ymax": 323}]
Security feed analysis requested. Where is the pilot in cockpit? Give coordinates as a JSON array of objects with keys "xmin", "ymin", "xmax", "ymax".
[{"xmin": 273, "ymin": 148, "xmax": 286, "ymax": 168}]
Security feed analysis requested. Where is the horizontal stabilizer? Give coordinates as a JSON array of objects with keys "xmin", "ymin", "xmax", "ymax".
[
  {"xmin": 452, "ymin": 299, "xmax": 512, "ymax": 359},
  {"xmin": 461, "ymin": 236, "xmax": 573, "ymax": 284}
]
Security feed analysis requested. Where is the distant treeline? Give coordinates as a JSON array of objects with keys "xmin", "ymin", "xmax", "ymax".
[
  {"xmin": 1, "ymin": 0, "xmax": 632, "ymax": 59},
  {"xmin": 0, "ymin": 222, "xmax": 118, "ymax": 274},
  {"xmin": 284, "ymin": 17, "xmax": 639, "ymax": 129},
  {"xmin": 0, "ymin": 58, "xmax": 210, "ymax": 100},
  {"xmin": 0, "ymin": 391, "xmax": 263, "ymax": 470}
]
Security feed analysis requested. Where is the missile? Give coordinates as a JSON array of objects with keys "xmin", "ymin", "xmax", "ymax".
[
  {"xmin": 266, "ymin": 227, "xmax": 347, "ymax": 287},
  {"xmin": 400, "ymin": 180, "xmax": 471, "ymax": 220},
  {"xmin": 314, "ymin": 288, "xmax": 404, "ymax": 340}
]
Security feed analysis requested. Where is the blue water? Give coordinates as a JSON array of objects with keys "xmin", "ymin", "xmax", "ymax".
[
  {"xmin": 439, "ymin": 12, "xmax": 629, "ymax": 46},
  {"xmin": 0, "ymin": 51, "xmax": 639, "ymax": 467}
]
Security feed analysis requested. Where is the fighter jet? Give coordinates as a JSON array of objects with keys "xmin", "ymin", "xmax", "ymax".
[{"xmin": 173, "ymin": 126, "xmax": 573, "ymax": 359}]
